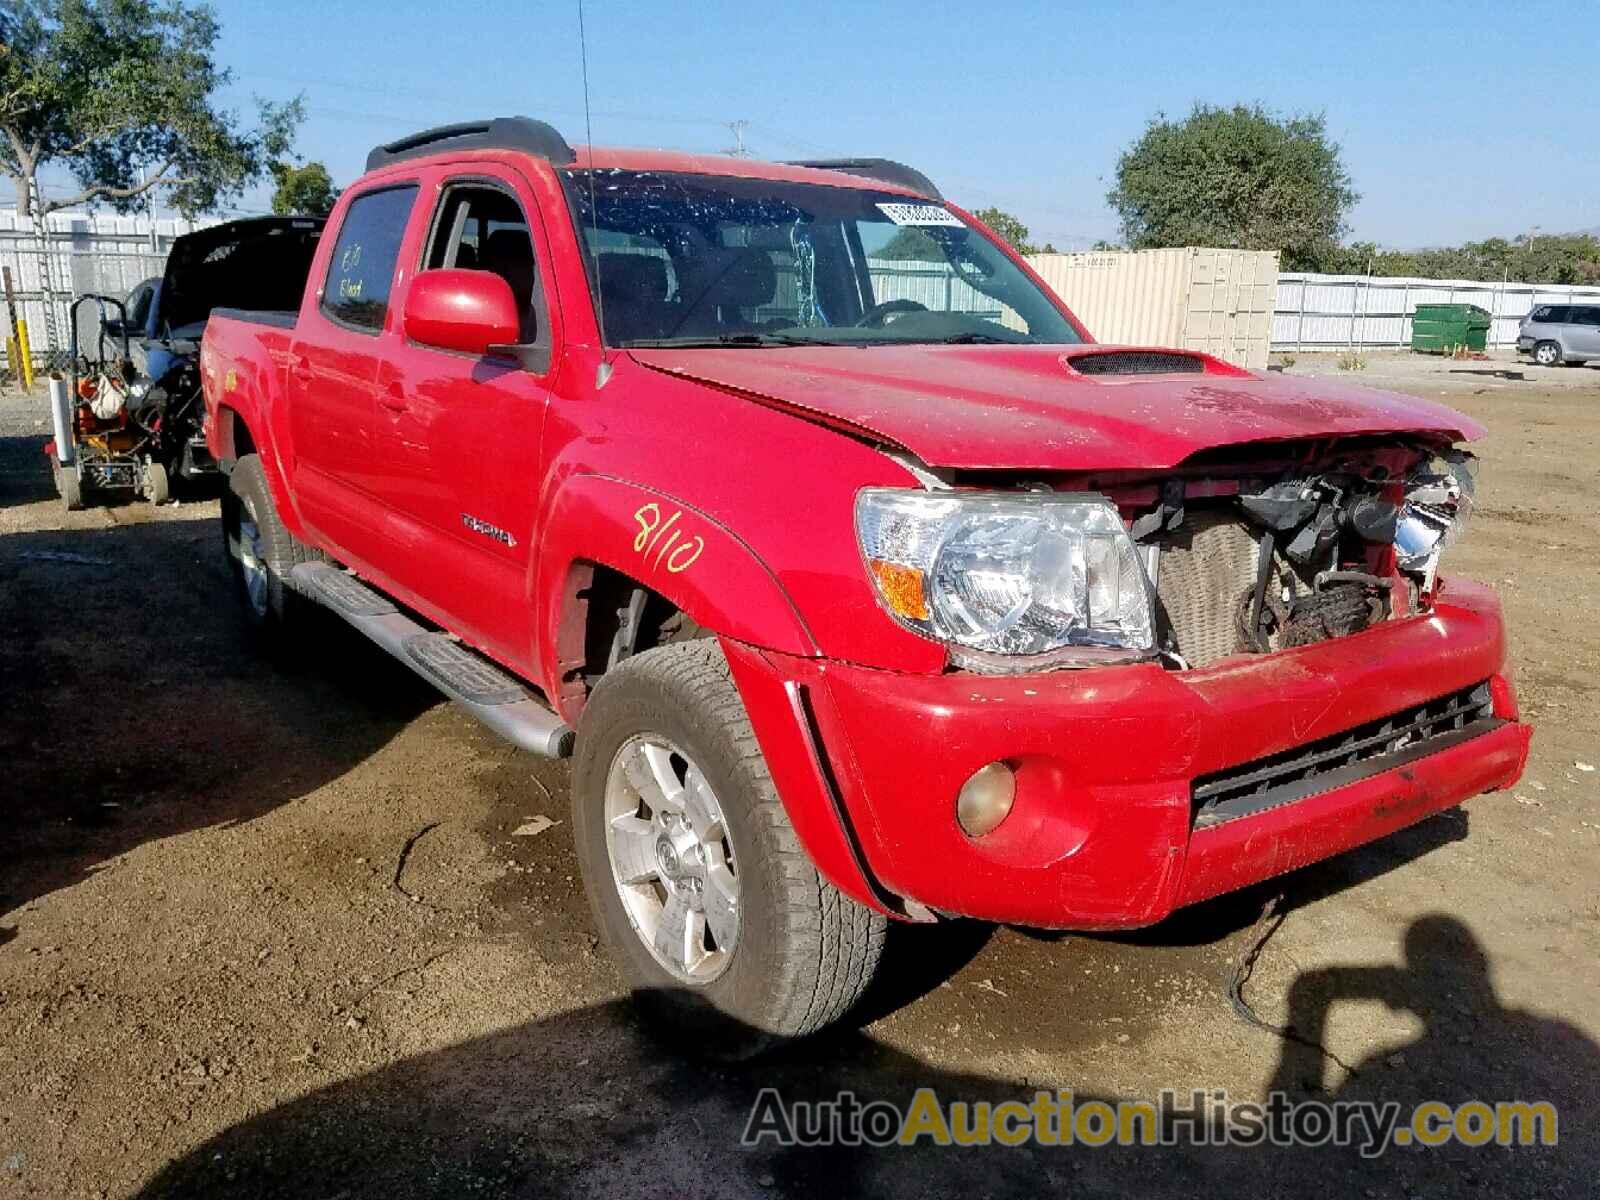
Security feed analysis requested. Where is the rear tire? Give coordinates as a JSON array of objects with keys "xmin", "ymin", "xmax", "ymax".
[
  {"xmin": 223, "ymin": 453, "xmax": 322, "ymax": 645},
  {"xmin": 1534, "ymin": 340, "xmax": 1562, "ymax": 367},
  {"xmin": 572, "ymin": 639, "xmax": 885, "ymax": 1055}
]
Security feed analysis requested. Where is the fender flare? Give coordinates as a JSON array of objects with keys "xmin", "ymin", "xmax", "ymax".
[
  {"xmin": 533, "ymin": 473, "xmax": 893, "ymax": 915},
  {"xmin": 209, "ymin": 400, "xmax": 307, "ymax": 541},
  {"xmin": 534, "ymin": 474, "xmax": 816, "ymax": 703}
]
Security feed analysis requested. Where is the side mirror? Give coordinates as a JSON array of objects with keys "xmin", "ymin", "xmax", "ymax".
[{"xmin": 402, "ymin": 269, "xmax": 519, "ymax": 357}]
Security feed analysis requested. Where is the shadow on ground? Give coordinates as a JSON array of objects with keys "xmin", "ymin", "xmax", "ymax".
[
  {"xmin": 1448, "ymin": 368, "xmax": 1528, "ymax": 382},
  {"xmin": 0, "ymin": 430, "xmax": 59, "ymax": 509},
  {"xmin": 132, "ymin": 914, "xmax": 1598, "ymax": 1199},
  {"xmin": 9, "ymin": 425, "xmax": 1593, "ymax": 1200},
  {"xmin": 0, "ymin": 512, "xmax": 437, "ymax": 945}
]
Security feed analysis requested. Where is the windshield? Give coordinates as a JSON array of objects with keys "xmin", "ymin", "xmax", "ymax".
[{"xmin": 562, "ymin": 169, "xmax": 1084, "ymax": 349}]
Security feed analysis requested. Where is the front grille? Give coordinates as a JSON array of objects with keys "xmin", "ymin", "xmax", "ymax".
[
  {"xmin": 1069, "ymin": 351, "xmax": 1205, "ymax": 376},
  {"xmin": 1191, "ymin": 681, "xmax": 1499, "ymax": 828}
]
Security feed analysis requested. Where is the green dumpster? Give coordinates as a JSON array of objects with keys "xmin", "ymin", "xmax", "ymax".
[{"xmin": 1411, "ymin": 303, "xmax": 1491, "ymax": 353}]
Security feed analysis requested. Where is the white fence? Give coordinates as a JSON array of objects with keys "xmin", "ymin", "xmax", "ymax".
[
  {"xmin": 866, "ymin": 260, "xmax": 1003, "ymax": 320},
  {"xmin": 0, "ymin": 212, "xmax": 222, "ymax": 376},
  {"xmin": 1273, "ymin": 273, "xmax": 1600, "ymax": 351}
]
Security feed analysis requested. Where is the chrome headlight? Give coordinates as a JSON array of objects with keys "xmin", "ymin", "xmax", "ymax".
[{"xmin": 855, "ymin": 489, "xmax": 1155, "ymax": 672}]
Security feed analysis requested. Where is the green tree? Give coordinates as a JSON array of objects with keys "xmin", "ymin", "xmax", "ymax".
[
  {"xmin": 877, "ymin": 206, "xmax": 1053, "ymax": 260},
  {"xmin": 874, "ymin": 226, "xmax": 940, "ymax": 261},
  {"xmin": 0, "ymin": 0, "xmax": 301, "ymax": 219},
  {"xmin": 973, "ymin": 206, "xmax": 1034, "ymax": 254},
  {"xmin": 1108, "ymin": 104, "xmax": 1357, "ymax": 270},
  {"xmin": 270, "ymin": 160, "xmax": 338, "ymax": 216},
  {"xmin": 1310, "ymin": 232, "xmax": 1600, "ymax": 285}
]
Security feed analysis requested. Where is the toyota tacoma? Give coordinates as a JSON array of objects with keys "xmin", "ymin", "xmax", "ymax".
[{"xmin": 199, "ymin": 116, "xmax": 1531, "ymax": 1045}]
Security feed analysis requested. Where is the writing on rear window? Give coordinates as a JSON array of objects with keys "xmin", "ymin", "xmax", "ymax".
[{"xmin": 321, "ymin": 185, "xmax": 418, "ymax": 331}]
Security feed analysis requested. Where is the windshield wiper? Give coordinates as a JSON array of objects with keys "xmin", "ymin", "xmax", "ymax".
[
  {"xmin": 933, "ymin": 331, "xmax": 1021, "ymax": 345},
  {"xmin": 626, "ymin": 332, "xmax": 845, "ymax": 349}
]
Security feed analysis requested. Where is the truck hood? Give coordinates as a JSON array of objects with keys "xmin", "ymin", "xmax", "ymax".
[{"xmin": 629, "ymin": 345, "xmax": 1482, "ymax": 471}]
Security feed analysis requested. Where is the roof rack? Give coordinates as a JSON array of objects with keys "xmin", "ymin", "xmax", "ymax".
[
  {"xmin": 366, "ymin": 117, "xmax": 575, "ymax": 172},
  {"xmin": 783, "ymin": 158, "xmax": 942, "ymax": 201}
]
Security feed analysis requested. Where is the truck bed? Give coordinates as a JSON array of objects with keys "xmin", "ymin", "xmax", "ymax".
[{"xmin": 211, "ymin": 308, "xmax": 298, "ymax": 330}]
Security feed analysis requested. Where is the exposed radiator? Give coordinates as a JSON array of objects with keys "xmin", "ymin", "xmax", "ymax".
[{"xmin": 1153, "ymin": 509, "xmax": 1261, "ymax": 668}]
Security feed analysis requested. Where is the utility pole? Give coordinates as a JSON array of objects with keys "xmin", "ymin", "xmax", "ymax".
[{"xmin": 723, "ymin": 120, "xmax": 751, "ymax": 158}]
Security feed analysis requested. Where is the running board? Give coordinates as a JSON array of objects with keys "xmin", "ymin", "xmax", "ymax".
[{"xmin": 290, "ymin": 561, "xmax": 574, "ymax": 758}]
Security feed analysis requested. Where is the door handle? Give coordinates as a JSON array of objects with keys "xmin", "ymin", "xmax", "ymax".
[
  {"xmin": 290, "ymin": 354, "xmax": 313, "ymax": 381},
  {"xmin": 379, "ymin": 382, "xmax": 408, "ymax": 414}
]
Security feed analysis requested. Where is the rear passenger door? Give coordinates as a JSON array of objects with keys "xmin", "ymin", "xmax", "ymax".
[
  {"xmin": 369, "ymin": 167, "xmax": 559, "ymax": 674},
  {"xmin": 287, "ymin": 183, "xmax": 419, "ymax": 564}
]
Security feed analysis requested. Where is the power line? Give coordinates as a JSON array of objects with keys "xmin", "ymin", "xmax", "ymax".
[{"xmin": 235, "ymin": 70, "xmax": 730, "ymax": 130}]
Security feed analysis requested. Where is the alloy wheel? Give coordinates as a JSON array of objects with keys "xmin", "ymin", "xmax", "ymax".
[
  {"xmin": 603, "ymin": 734, "xmax": 740, "ymax": 984},
  {"xmin": 235, "ymin": 499, "xmax": 270, "ymax": 618}
]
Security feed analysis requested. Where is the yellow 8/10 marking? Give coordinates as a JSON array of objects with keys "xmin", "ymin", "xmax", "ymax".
[{"xmin": 633, "ymin": 503, "xmax": 704, "ymax": 574}]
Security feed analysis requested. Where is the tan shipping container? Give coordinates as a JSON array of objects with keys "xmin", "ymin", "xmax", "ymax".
[{"xmin": 1025, "ymin": 247, "xmax": 1279, "ymax": 370}]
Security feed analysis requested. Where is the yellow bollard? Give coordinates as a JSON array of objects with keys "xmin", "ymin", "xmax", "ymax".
[{"xmin": 15, "ymin": 318, "xmax": 34, "ymax": 391}]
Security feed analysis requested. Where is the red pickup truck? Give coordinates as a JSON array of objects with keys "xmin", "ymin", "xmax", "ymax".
[{"xmin": 201, "ymin": 116, "xmax": 1530, "ymax": 1045}]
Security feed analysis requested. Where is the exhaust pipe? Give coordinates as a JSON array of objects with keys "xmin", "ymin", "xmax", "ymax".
[{"xmin": 48, "ymin": 374, "xmax": 74, "ymax": 466}]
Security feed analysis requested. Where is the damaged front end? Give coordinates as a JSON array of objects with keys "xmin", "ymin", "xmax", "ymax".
[
  {"xmin": 855, "ymin": 436, "xmax": 1481, "ymax": 676},
  {"xmin": 1110, "ymin": 439, "xmax": 1477, "ymax": 670}
]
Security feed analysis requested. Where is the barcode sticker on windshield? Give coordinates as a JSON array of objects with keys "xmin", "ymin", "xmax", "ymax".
[{"xmin": 876, "ymin": 202, "xmax": 964, "ymax": 227}]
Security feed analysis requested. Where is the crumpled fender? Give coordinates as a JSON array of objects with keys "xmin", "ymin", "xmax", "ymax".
[{"xmin": 532, "ymin": 473, "xmax": 818, "ymax": 703}]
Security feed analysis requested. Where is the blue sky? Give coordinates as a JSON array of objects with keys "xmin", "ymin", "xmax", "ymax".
[{"xmin": 67, "ymin": 0, "xmax": 1600, "ymax": 247}]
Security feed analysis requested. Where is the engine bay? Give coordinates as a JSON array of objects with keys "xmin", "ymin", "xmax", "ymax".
[{"xmin": 1059, "ymin": 437, "xmax": 1476, "ymax": 669}]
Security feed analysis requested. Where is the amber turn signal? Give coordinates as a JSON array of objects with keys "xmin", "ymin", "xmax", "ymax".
[{"xmin": 867, "ymin": 558, "xmax": 929, "ymax": 621}]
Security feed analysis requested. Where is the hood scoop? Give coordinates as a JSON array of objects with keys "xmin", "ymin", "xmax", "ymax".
[{"xmin": 1064, "ymin": 350, "xmax": 1211, "ymax": 376}]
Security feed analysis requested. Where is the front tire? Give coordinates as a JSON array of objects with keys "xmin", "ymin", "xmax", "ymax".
[
  {"xmin": 222, "ymin": 453, "xmax": 322, "ymax": 644},
  {"xmin": 1534, "ymin": 340, "xmax": 1562, "ymax": 367},
  {"xmin": 572, "ymin": 639, "xmax": 885, "ymax": 1054}
]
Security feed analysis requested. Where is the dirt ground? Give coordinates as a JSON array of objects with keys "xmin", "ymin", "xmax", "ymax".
[{"xmin": 1, "ymin": 352, "xmax": 1596, "ymax": 1199}]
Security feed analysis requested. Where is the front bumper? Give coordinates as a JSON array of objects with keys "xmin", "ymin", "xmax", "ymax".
[{"xmin": 725, "ymin": 576, "xmax": 1529, "ymax": 928}]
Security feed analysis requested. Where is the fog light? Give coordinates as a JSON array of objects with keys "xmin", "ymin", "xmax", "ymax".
[{"xmin": 956, "ymin": 762, "xmax": 1016, "ymax": 838}]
